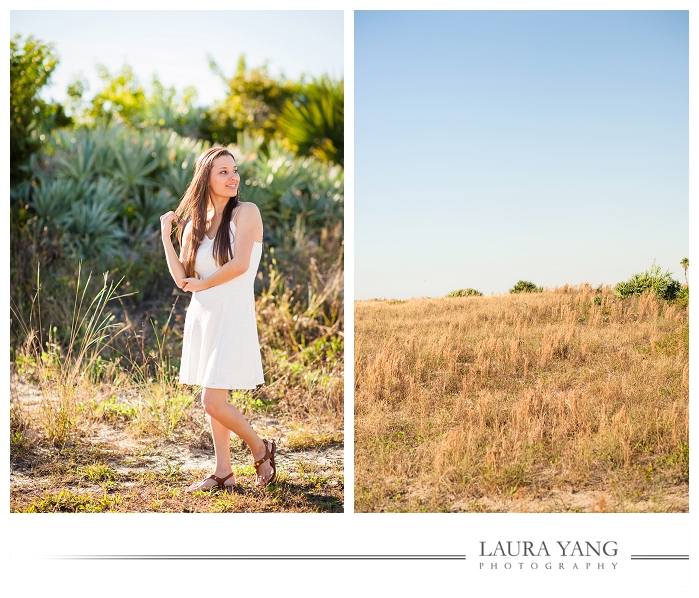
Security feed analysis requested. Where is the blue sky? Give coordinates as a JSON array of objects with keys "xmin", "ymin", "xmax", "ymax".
[
  {"xmin": 10, "ymin": 10, "xmax": 344, "ymax": 107},
  {"xmin": 355, "ymin": 11, "xmax": 688, "ymax": 299}
]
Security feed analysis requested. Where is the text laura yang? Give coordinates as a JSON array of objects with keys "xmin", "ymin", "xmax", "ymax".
[{"xmin": 479, "ymin": 541, "xmax": 618, "ymax": 557}]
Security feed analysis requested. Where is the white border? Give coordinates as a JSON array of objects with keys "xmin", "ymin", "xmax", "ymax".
[{"xmin": 5, "ymin": 2, "xmax": 694, "ymax": 596}]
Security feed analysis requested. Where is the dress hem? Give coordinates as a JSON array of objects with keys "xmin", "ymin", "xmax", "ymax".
[{"xmin": 178, "ymin": 379, "xmax": 265, "ymax": 390}]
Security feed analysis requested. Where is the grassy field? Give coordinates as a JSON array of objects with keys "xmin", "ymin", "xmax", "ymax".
[
  {"xmin": 10, "ymin": 267, "xmax": 344, "ymax": 513},
  {"xmin": 355, "ymin": 285, "xmax": 688, "ymax": 513},
  {"xmin": 9, "ymin": 61, "xmax": 345, "ymax": 513},
  {"xmin": 11, "ymin": 377, "xmax": 343, "ymax": 513}
]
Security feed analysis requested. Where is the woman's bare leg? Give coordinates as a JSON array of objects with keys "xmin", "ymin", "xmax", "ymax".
[
  {"xmin": 200, "ymin": 387, "xmax": 273, "ymax": 484},
  {"xmin": 186, "ymin": 414, "xmax": 236, "ymax": 492}
]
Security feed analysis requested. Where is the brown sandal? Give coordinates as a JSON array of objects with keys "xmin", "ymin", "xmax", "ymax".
[
  {"xmin": 187, "ymin": 472, "xmax": 235, "ymax": 493},
  {"xmin": 253, "ymin": 439, "xmax": 277, "ymax": 487}
]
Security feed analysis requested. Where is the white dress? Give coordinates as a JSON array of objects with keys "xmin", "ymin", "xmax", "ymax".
[{"xmin": 178, "ymin": 218, "xmax": 265, "ymax": 390}]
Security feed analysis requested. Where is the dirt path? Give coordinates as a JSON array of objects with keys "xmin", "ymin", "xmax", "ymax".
[
  {"xmin": 447, "ymin": 487, "xmax": 688, "ymax": 513},
  {"xmin": 11, "ymin": 381, "xmax": 344, "ymax": 513}
]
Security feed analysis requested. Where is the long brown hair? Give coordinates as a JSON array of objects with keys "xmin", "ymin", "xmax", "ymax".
[{"xmin": 175, "ymin": 147, "xmax": 239, "ymax": 277}]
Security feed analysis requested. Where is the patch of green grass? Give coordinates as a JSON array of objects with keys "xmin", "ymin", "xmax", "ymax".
[
  {"xmin": 10, "ymin": 431, "xmax": 31, "ymax": 458},
  {"xmin": 25, "ymin": 489, "xmax": 122, "ymax": 512},
  {"xmin": 660, "ymin": 442, "xmax": 689, "ymax": 481},
  {"xmin": 137, "ymin": 386, "xmax": 193, "ymax": 440},
  {"xmin": 234, "ymin": 463, "xmax": 257, "ymax": 477},
  {"xmin": 94, "ymin": 395, "xmax": 137, "ymax": 421},
  {"xmin": 468, "ymin": 501, "xmax": 488, "ymax": 513},
  {"xmin": 655, "ymin": 326, "xmax": 689, "ymax": 355},
  {"xmin": 15, "ymin": 353, "xmax": 38, "ymax": 381},
  {"xmin": 286, "ymin": 428, "xmax": 343, "ymax": 450},
  {"xmin": 305, "ymin": 474, "xmax": 327, "ymax": 489},
  {"xmin": 231, "ymin": 390, "xmax": 272, "ymax": 413},
  {"xmin": 76, "ymin": 463, "xmax": 116, "ymax": 482}
]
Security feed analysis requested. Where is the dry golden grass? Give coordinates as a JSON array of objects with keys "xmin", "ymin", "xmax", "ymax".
[{"xmin": 355, "ymin": 285, "xmax": 688, "ymax": 512}]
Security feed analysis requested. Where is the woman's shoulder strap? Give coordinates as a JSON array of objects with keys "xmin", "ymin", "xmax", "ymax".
[{"xmin": 231, "ymin": 202, "xmax": 244, "ymax": 225}]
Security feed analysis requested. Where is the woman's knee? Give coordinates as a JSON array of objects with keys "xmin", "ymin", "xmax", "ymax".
[{"xmin": 201, "ymin": 389, "xmax": 224, "ymax": 417}]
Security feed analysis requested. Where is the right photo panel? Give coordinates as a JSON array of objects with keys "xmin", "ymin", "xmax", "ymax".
[{"xmin": 354, "ymin": 10, "xmax": 688, "ymax": 513}]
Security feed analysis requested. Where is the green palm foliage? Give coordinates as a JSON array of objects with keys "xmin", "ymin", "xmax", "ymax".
[
  {"xmin": 232, "ymin": 139, "xmax": 343, "ymax": 250},
  {"xmin": 53, "ymin": 129, "xmax": 114, "ymax": 186},
  {"xmin": 11, "ymin": 44, "xmax": 344, "ymax": 370},
  {"xmin": 509, "ymin": 281, "xmax": 543, "ymax": 294},
  {"xmin": 680, "ymin": 257, "xmax": 689, "ymax": 285},
  {"xmin": 123, "ymin": 187, "xmax": 175, "ymax": 242},
  {"xmin": 205, "ymin": 55, "xmax": 298, "ymax": 145},
  {"xmin": 19, "ymin": 124, "xmax": 183, "ymax": 264},
  {"xmin": 277, "ymin": 77, "xmax": 344, "ymax": 164},
  {"xmin": 30, "ymin": 178, "xmax": 80, "ymax": 230},
  {"xmin": 61, "ymin": 178, "xmax": 123, "ymax": 262},
  {"xmin": 139, "ymin": 81, "xmax": 204, "ymax": 138},
  {"xmin": 63, "ymin": 195, "xmax": 123, "ymax": 264},
  {"xmin": 447, "ymin": 288, "xmax": 483, "ymax": 297},
  {"xmin": 151, "ymin": 130, "xmax": 208, "ymax": 199},
  {"xmin": 113, "ymin": 138, "xmax": 160, "ymax": 195},
  {"xmin": 615, "ymin": 263, "xmax": 682, "ymax": 301},
  {"xmin": 16, "ymin": 124, "xmax": 343, "ymax": 277}
]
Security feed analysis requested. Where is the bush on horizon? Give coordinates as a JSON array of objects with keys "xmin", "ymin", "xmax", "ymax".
[
  {"xmin": 446, "ymin": 288, "xmax": 483, "ymax": 297},
  {"xmin": 614, "ymin": 263, "xmax": 682, "ymax": 301},
  {"xmin": 509, "ymin": 280, "xmax": 542, "ymax": 294}
]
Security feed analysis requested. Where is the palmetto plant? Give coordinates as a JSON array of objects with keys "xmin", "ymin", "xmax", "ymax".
[
  {"xmin": 152, "ymin": 130, "xmax": 208, "ymax": 198},
  {"xmin": 278, "ymin": 77, "xmax": 344, "ymax": 164},
  {"xmin": 614, "ymin": 262, "xmax": 682, "ymax": 301},
  {"xmin": 510, "ymin": 280, "xmax": 542, "ymax": 294},
  {"xmin": 231, "ymin": 131, "xmax": 264, "ymax": 166},
  {"xmin": 53, "ymin": 127, "xmax": 114, "ymax": 185},
  {"xmin": 112, "ymin": 137, "xmax": 160, "ymax": 195},
  {"xmin": 30, "ymin": 178, "xmax": 82, "ymax": 229},
  {"xmin": 447, "ymin": 288, "xmax": 483, "ymax": 297},
  {"xmin": 241, "ymin": 142, "xmax": 306, "ymax": 209},
  {"xmin": 63, "ymin": 178, "xmax": 124, "ymax": 263},
  {"xmin": 123, "ymin": 187, "xmax": 176, "ymax": 242},
  {"xmin": 234, "ymin": 139, "xmax": 344, "ymax": 245},
  {"xmin": 17, "ymin": 122, "xmax": 343, "ymax": 313}
]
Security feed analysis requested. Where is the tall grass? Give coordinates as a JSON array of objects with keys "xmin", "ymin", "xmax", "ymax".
[
  {"xmin": 355, "ymin": 285, "xmax": 688, "ymax": 512},
  {"xmin": 10, "ymin": 123, "xmax": 344, "ymax": 430},
  {"xmin": 11, "ymin": 265, "xmax": 126, "ymax": 444},
  {"xmin": 11, "ymin": 216, "xmax": 343, "ymax": 447}
]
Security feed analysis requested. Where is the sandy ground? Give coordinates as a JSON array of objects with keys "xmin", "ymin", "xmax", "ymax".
[{"xmin": 10, "ymin": 379, "xmax": 344, "ymax": 512}]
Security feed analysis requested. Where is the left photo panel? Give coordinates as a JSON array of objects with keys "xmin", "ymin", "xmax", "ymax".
[{"xmin": 10, "ymin": 10, "xmax": 344, "ymax": 513}]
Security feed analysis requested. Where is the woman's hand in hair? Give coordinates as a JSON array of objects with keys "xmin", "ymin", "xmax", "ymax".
[{"xmin": 160, "ymin": 211, "xmax": 178, "ymax": 239}]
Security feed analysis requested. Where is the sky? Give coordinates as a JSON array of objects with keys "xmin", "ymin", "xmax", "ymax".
[
  {"xmin": 10, "ymin": 10, "xmax": 344, "ymax": 107},
  {"xmin": 355, "ymin": 10, "xmax": 689, "ymax": 299}
]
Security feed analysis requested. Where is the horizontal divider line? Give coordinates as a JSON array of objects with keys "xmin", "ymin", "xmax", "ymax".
[
  {"xmin": 48, "ymin": 555, "xmax": 467, "ymax": 560},
  {"xmin": 630, "ymin": 556, "xmax": 688, "ymax": 560}
]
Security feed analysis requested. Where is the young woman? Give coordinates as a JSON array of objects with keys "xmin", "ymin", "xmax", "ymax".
[{"xmin": 160, "ymin": 146, "xmax": 276, "ymax": 491}]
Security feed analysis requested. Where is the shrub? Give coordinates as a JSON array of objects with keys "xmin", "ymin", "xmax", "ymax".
[
  {"xmin": 675, "ymin": 286, "xmax": 689, "ymax": 309},
  {"xmin": 446, "ymin": 288, "xmax": 483, "ymax": 297},
  {"xmin": 10, "ymin": 34, "xmax": 70, "ymax": 187},
  {"xmin": 509, "ymin": 280, "xmax": 542, "ymax": 294},
  {"xmin": 614, "ymin": 263, "xmax": 682, "ymax": 301}
]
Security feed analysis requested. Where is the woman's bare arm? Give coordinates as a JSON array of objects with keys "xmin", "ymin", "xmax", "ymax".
[
  {"xmin": 181, "ymin": 203, "xmax": 262, "ymax": 292},
  {"xmin": 161, "ymin": 211, "xmax": 188, "ymax": 290}
]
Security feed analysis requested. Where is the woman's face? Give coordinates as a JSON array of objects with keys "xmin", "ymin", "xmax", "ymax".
[{"xmin": 208, "ymin": 154, "xmax": 240, "ymax": 200}]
